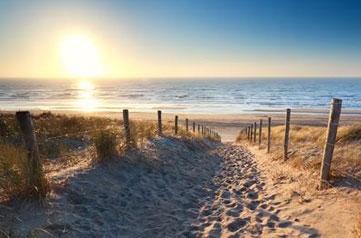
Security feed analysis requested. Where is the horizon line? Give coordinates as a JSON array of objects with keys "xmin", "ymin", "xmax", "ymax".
[{"xmin": 0, "ymin": 76, "xmax": 361, "ymax": 80}]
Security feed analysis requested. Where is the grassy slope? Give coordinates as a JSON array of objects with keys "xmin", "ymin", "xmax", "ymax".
[
  {"xmin": 0, "ymin": 112, "xmax": 219, "ymax": 200},
  {"xmin": 237, "ymin": 124, "xmax": 361, "ymax": 182}
]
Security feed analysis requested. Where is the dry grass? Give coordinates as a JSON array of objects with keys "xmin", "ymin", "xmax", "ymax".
[
  {"xmin": 0, "ymin": 144, "xmax": 48, "ymax": 200},
  {"xmin": 237, "ymin": 123, "xmax": 361, "ymax": 181},
  {"xmin": 0, "ymin": 144, "xmax": 28, "ymax": 199},
  {"xmin": 0, "ymin": 112, "xmax": 218, "ymax": 200},
  {"xmin": 93, "ymin": 130, "xmax": 117, "ymax": 162}
]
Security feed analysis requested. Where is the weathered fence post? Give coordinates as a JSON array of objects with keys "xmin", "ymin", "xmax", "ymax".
[
  {"xmin": 123, "ymin": 109, "xmax": 131, "ymax": 148},
  {"xmin": 193, "ymin": 122, "xmax": 196, "ymax": 133},
  {"xmin": 185, "ymin": 118, "xmax": 189, "ymax": 131},
  {"xmin": 157, "ymin": 110, "xmax": 162, "ymax": 135},
  {"xmin": 201, "ymin": 125, "xmax": 204, "ymax": 135},
  {"xmin": 267, "ymin": 117, "xmax": 271, "ymax": 153},
  {"xmin": 175, "ymin": 115, "xmax": 178, "ymax": 135},
  {"xmin": 16, "ymin": 111, "xmax": 46, "ymax": 197},
  {"xmin": 250, "ymin": 124, "xmax": 253, "ymax": 141},
  {"xmin": 247, "ymin": 126, "xmax": 250, "ymax": 140},
  {"xmin": 259, "ymin": 119, "xmax": 263, "ymax": 148},
  {"xmin": 320, "ymin": 98, "xmax": 342, "ymax": 189},
  {"xmin": 253, "ymin": 122, "xmax": 257, "ymax": 143},
  {"xmin": 198, "ymin": 124, "xmax": 200, "ymax": 133},
  {"xmin": 284, "ymin": 109, "xmax": 291, "ymax": 160}
]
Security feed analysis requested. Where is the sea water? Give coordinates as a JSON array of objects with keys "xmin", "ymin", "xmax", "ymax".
[{"xmin": 0, "ymin": 78, "xmax": 360, "ymax": 114}]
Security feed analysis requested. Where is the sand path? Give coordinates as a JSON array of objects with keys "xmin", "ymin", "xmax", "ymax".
[
  {"xmin": 1, "ymin": 139, "xmax": 321, "ymax": 237},
  {"xmin": 190, "ymin": 144, "xmax": 319, "ymax": 238}
]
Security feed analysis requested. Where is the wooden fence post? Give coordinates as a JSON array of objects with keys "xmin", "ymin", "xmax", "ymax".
[
  {"xmin": 267, "ymin": 117, "xmax": 271, "ymax": 153},
  {"xmin": 157, "ymin": 110, "xmax": 162, "ymax": 136},
  {"xmin": 175, "ymin": 115, "xmax": 178, "ymax": 135},
  {"xmin": 250, "ymin": 124, "xmax": 253, "ymax": 141},
  {"xmin": 259, "ymin": 119, "xmax": 263, "ymax": 148},
  {"xmin": 192, "ymin": 122, "xmax": 196, "ymax": 133},
  {"xmin": 248, "ymin": 126, "xmax": 250, "ymax": 140},
  {"xmin": 253, "ymin": 122, "xmax": 257, "ymax": 143},
  {"xmin": 320, "ymin": 98, "xmax": 342, "ymax": 189},
  {"xmin": 284, "ymin": 109, "xmax": 291, "ymax": 160},
  {"xmin": 123, "ymin": 109, "xmax": 131, "ymax": 148},
  {"xmin": 16, "ymin": 111, "xmax": 46, "ymax": 197},
  {"xmin": 185, "ymin": 119, "xmax": 189, "ymax": 131},
  {"xmin": 198, "ymin": 124, "xmax": 200, "ymax": 133}
]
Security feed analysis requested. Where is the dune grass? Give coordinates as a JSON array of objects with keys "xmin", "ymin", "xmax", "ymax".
[
  {"xmin": 237, "ymin": 123, "xmax": 361, "ymax": 181},
  {"xmin": 0, "ymin": 112, "xmax": 218, "ymax": 200},
  {"xmin": 0, "ymin": 143, "xmax": 48, "ymax": 200},
  {"xmin": 93, "ymin": 130, "xmax": 117, "ymax": 162},
  {"xmin": 0, "ymin": 144, "xmax": 28, "ymax": 199}
]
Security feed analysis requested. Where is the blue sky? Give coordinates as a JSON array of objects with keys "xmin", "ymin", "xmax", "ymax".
[{"xmin": 0, "ymin": 0, "xmax": 360, "ymax": 78}]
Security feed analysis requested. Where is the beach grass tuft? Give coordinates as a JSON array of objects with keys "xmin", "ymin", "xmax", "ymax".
[
  {"xmin": 93, "ymin": 130, "xmax": 117, "ymax": 162},
  {"xmin": 337, "ymin": 124, "xmax": 361, "ymax": 143},
  {"xmin": 0, "ymin": 144, "xmax": 48, "ymax": 200}
]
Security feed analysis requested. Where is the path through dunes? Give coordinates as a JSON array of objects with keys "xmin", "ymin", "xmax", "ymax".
[
  {"xmin": 191, "ymin": 144, "xmax": 319, "ymax": 237},
  {"xmin": 0, "ymin": 139, "xmax": 320, "ymax": 237}
]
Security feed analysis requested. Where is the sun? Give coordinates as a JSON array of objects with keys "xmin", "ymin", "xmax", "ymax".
[{"xmin": 59, "ymin": 35, "xmax": 104, "ymax": 78}]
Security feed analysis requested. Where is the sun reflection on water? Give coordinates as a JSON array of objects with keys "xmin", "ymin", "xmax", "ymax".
[{"xmin": 77, "ymin": 80, "xmax": 99, "ymax": 111}]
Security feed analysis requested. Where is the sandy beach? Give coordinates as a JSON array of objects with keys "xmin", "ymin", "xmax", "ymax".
[{"xmin": 1, "ymin": 0, "xmax": 361, "ymax": 237}]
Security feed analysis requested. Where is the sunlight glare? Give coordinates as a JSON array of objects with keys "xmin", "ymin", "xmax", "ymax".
[
  {"xmin": 77, "ymin": 80, "xmax": 99, "ymax": 111},
  {"xmin": 60, "ymin": 35, "xmax": 104, "ymax": 78}
]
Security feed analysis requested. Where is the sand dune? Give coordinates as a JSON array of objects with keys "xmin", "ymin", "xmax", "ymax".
[{"xmin": 0, "ymin": 136, "xmax": 358, "ymax": 237}]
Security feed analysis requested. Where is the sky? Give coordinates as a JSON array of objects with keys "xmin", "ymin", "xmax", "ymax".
[{"xmin": 0, "ymin": 0, "xmax": 360, "ymax": 78}]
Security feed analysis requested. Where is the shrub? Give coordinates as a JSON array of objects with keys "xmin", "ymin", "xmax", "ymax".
[{"xmin": 93, "ymin": 130, "xmax": 117, "ymax": 162}]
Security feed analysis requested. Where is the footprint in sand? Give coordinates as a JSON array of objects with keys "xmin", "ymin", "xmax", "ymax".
[
  {"xmin": 225, "ymin": 205, "xmax": 243, "ymax": 217},
  {"xmin": 191, "ymin": 144, "xmax": 319, "ymax": 238},
  {"xmin": 246, "ymin": 190, "xmax": 259, "ymax": 200},
  {"xmin": 227, "ymin": 218, "xmax": 249, "ymax": 232}
]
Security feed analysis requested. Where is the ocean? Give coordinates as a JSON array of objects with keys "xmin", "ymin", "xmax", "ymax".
[{"xmin": 0, "ymin": 78, "xmax": 360, "ymax": 114}]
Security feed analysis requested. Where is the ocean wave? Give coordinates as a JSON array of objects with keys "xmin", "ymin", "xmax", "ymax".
[
  {"xmin": 175, "ymin": 95, "xmax": 188, "ymax": 99},
  {"xmin": 118, "ymin": 93, "xmax": 145, "ymax": 98}
]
